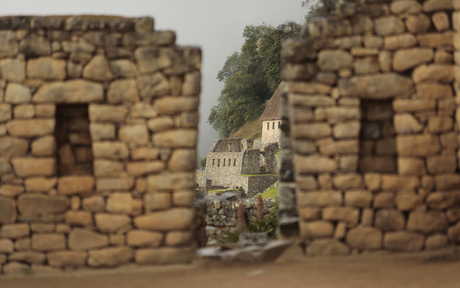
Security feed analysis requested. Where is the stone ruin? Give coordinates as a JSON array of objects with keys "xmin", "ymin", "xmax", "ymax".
[
  {"xmin": 0, "ymin": 15, "xmax": 201, "ymax": 273},
  {"xmin": 278, "ymin": 0, "xmax": 460, "ymax": 255}
]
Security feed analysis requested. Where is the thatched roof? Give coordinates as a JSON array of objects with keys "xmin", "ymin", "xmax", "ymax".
[{"xmin": 259, "ymin": 82, "xmax": 284, "ymax": 121}]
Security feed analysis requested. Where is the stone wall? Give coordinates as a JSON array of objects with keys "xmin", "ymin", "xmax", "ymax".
[
  {"xmin": 262, "ymin": 120, "xmax": 282, "ymax": 147},
  {"xmin": 281, "ymin": 0, "xmax": 460, "ymax": 254},
  {"xmin": 0, "ymin": 15, "xmax": 201, "ymax": 274}
]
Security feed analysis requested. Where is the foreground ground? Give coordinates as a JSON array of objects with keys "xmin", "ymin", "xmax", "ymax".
[{"xmin": 1, "ymin": 247, "xmax": 460, "ymax": 288}]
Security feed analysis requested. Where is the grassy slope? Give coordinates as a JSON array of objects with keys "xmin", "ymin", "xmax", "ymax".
[{"xmin": 229, "ymin": 117, "xmax": 262, "ymax": 140}]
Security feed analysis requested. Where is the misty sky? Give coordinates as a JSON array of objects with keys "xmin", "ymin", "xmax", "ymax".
[{"xmin": 0, "ymin": 0, "xmax": 311, "ymax": 158}]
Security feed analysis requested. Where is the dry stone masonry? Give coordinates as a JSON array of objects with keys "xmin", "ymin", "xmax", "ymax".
[
  {"xmin": 0, "ymin": 15, "xmax": 201, "ymax": 274},
  {"xmin": 280, "ymin": 0, "xmax": 460, "ymax": 255}
]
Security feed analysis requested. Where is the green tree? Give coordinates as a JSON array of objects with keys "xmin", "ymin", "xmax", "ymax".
[
  {"xmin": 209, "ymin": 22, "xmax": 301, "ymax": 138},
  {"xmin": 200, "ymin": 157, "xmax": 207, "ymax": 169}
]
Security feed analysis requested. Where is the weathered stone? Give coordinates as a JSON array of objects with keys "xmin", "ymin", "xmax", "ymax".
[
  {"xmin": 317, "ymin": 50, "xmax": 352, "ymax": 71},
  {"xmin": 432, "ymin": 12, "xmax": 449, "ymax": 31},
  {"xmin": 33, "ymin": 80, "xmax": 103, "ymax": 103},
  {"xmin": 5, "ymin": 83, "xmax": 31, "ymax": 104},
  {"xmin": 106, "ymin": 193, "xmax": 133, "ymax": 214},
  {"xmin": 92, "ymin": 142, "xmax": 129, "ymax": 159},
  {"xmin": 130, "ymin": 102, "xmax": 157, "ymax": 118},
  {"xmin": 12, "ymin": 157, "xmax": 55, "ymax": 177},
  {"xmin": 82, "ymin": 196, "xmax": 105, "ymax": 212},
  {"xmin": 379, "ymin": 51, "xmax": 391, "ymax": 72},
  {"xmin": 0, "ymin": 104, "xmax": 11, "ymax": 123},
  {"xmin": 374, "ymin": 193, "xmax": 395, "ymax": 208},
  {"xmin": 88, "ymin": 247, "xmax": 133, "ymax": 267},
  {"xmin": 353, "ymin": 57, "xmax": 379, "ymax": 74},
  {"xmin": 57, "ymin": 176, "xmax": 94, "ymax": 195},
  {"xmin": 294, "ymin": 155, "xmax": 337, "ymax": 174},
  {"xmin": 396, "ymin": 135, "xmax": 440, "ymax": 156},
  {"xmin": 0, "ymin": 58, "xmax": 25, "ymax": 82},
  {"xmin": 131, "ymin": 148, "xmax": 159, "ymax": 160},
  {"xmin": 95, "ymin": 213, "xmax": 131, "ymax": 233},
  {"xmin": 13, "ymin": 104, "xmax": 34, "ymax": 119},
  {"xmin": 297, "ymin": 192, "xmax": 342, "ymax": 208},
  {"xmin": 135, "ymin": 247, "xmax": 192, "ymax": 264},
  {"xmin": 127, "ymin": 230, "xmax": 163, "ymax": 247},
  {"xmin": 447, "ymin": 222, "xmax": 460, "ymax": 243},
  {"xmin": 417, "ymin": 83, "xmax": 453, "ymax": 100},
  {"xmin": 289, "ymin": 94, "xmax": 335, "ymax": 108},
  {"xmin": 165, "ymin": 231, "xmax": 192, "ymax": 246},
  {"xmin": 436, "ymin": 174, "xmax": 460, "ymax": 190},
  {"xmin": 339, "ymin": 74, "xmax": 413, "ymax": 99},
  {"xmin": 375, "ymin": 16, "xmax": 405, "ymax": 35},
  {"xmin": 418, "ymin": 32, "xmax": 454, "ymax": 48},
  {"xmin": 390, "ymin": 0, "xmax": 422, "ymax": 14},
  {"xmin": 110, "ymin": 59, "xmax": 137, "ymax": 78},
  {"xmin": 3, "ymin": 262, "xmax": 29, "ymax": 275},
  {"xmin": 398, "ymin": 158, "xmax": 426, "ymax": 175},
  {"xmin": 7, "ymin": 119, "xmax": 54, "ymax": 137},
  {"xmin": 32, "ymin": 234, "xmax": 65, "ymax": 251},
  {"xmin": 393, "ymin": 99, "xmax": 436, "ymax": 112},
  {"xmin": 137, "ymin": 73, "xmax": 169, "ymax": 100},
  {"xmin": 152, "ymin": 130, "xmax": 197, "ymax": 148},
  {"xmin": 384, "ymin": 232, "xmax": 424, "ymax": 251},
  {"xmin": 134, "ymin": 47, "xmax": 173, "ymax": 74},
  {"xmin": 423, "ymin": 0, "xmax": 453, "ymax": 12},
  {"xmin": 94, "ymin": 159, "xmax": 123, "ymax": 177},
  {"xmin": 325, "ymin": 107, "xmax": 360, "ymax": 123},
  {"xmin": 363, "ymin": 36, "xmax": 383, "ymax": 48},
  {"xmin": 0, "ymin": 137, "xmax": 28, "ymax": 158},
  {"xmin": 346, "ymin": 227, "xmax": 382, "ymax": 250},
  {"xmin": 375, "ymin": 209, "xmax": 405, "ymax": 231},
  {"xmin": 0, "ymin": 224, "xmax": 29, "ymax": 238},
  {"xmin": 154, "ymin": 96, "xmax": 199, "ymax": 114},
  {"xmin": 300, "ymin": 221, "xmax": 334, "ymax": 239},
  {"xmin": 307, "ymin": 239, "xmax": 350, "ymax": 256},
  {"xmin": 406, "ymin": 14, "xmax": 431, "ymax": 33},
  {"xmin": 382, "ymin": 175, "xmax": 420, "ymax": 190},
  {"xmin": 68, "ymin": 228, "xmax": 108, "ymax": 251},
  {"xmin": 134, "ymin": 208, "xmax": 193, "ymax": 231},
  {"xmin": 384, "ymin": 34, "xmax": 417, "ymax": 50},
  {"xmin": 107, "ymin": 79, "xmax": 138, "ymax": 103},
  {"xmin": 323, "ymin": 207, "xmax": 359, "ymax": 227},
  {"xmin": 407, "ymin": 212, "xmax": 448, "ymax": 234},
  {"xmin": 47, "ymin": 251, "xmax": 87, "ymax": 268},
  {"xmin": 82, "ymin": 55, "xmax": 112, "ymax": 81},
  {"xmin": 119, "ymin": 125, "xmax": 149, "ymax": 144},
  {"xmin": 96, "ymin": 177, "xmax": 134, "ymax": 190},
  {"xmin": 0, "ymin": 184, "xmax": 23, "ymax": 198},
  {"xmin": 427, "ymin": 156, "xmax": 456, "ymax": 174},
  {"xmin": 339, "ymin": 156, "xmax": 358, "ymax": 172},
  {"xmin": 292, "ymin": 123, "xmax": 331, "ymax": 139},
  {"xmin": 428, "ymin": 116, "xmax": 453, "ymax": 133},
  {"xmin": 27, "ymin": 57, "xmax": 66, "ymax": 80},
  {"xmin": 333, "ymin": 173, "xmax": 363, "ymax": 189},
  {"xmin": 17, "ymin": 194, "xmax": 68, "ymax": 217},
  {"xmin": 0, "ymin": 31, "xmax": 18, "ymax": 58},
  {"xmin": 145, "ymin": 193, "xmax": 171, "ymax": 211},
  {"xmin": 65, "ymin": 211, "xmax": 93, "ymax": 227},
  {"xmin": 19, "ymin": 33, "xmax": 50, "ymax": 57},
  {"xmin": 435, "ymin": 50, "xmax": 452, "ymax": 64},
  {"xmin": 9, "ymin": 252, "xmax": 46, "ymax": 264},
  {"xmin": 89, "ymin": 105, "xmax": 127, "ymax": 123},
  {"xmin": 31, "ymin": 136, "xmax": 56, "ymax": 156},
  {"xmin": 425, "ymin": 234, "xmax": 448, "ymax": 249},
  {"xmin": 35, "ymin": 104, "xmax": 56, "ymax": 117},
  {"xmin": 413, "ymin": 64, "xmax": 454, "ymax": 83},
  {"xmin": 126, "ymin": 161, "xmax": 164, "ymax": 177},
  {"xmin": 89, "ymin": 123, "xmax": 115, "ymax": 141},
  {"xmin": 345, "ymin": 191, "xmax": 372, "ymax": 208},
  {"xmin": 393, "ymin": 49, "xmax": 433, "ymax": 72},
  {"xmin": 394, "ymin": 113, "xmax": 423, "ymax": 134}
]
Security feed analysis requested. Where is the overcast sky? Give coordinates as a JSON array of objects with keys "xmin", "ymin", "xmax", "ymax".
[{"xmin": 0, "ymin": 0, "xmax": 311, "ymax": 158}]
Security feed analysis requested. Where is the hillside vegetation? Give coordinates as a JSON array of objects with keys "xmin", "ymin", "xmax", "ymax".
[{"xmin": 229, "ymin": 117, "xmax": 262, "ymax": 140}]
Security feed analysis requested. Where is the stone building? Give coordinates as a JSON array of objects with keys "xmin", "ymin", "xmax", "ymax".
[
  {"xmin": 278, "ymin": 0, "xmax": 460, "ymax": 255},
  {"xmin": 260, "ymin": 82, "xmax": 284, "ymax": 147},
  {"xmin": 0, "ymin": 15, "xmax": 201, "ymax": 273}
]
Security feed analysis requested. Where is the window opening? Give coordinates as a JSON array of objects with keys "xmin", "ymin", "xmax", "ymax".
[
  {"xmin": 228, "ymin": 158, "xmax": 231, "ymax": 166},
  {"xmin": 223, "ymin": 158, "xmax": 226, "ymax": 166},
  {"xmin": 267, "ymin": 122, "xmax": 269, "ymax": 130},
  {"xmin": 212, "ymin": 159, "xmax": 215, "ymax": 166},
  {"xmin": 278, "ymin": 121, "xmax": 281, "ymax": 128},
  {"xmin": 272, "ymin": 122, "xmax": 275, "ymax": 129},
  {"xmin": 233, "ymin": 158, "xmax": 236, "ymax": 166},
  {"xmin": 217, "ymin": 159, "xmax": 220, "ymax": 167}
]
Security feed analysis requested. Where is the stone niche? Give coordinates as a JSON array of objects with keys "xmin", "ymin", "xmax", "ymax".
[
  {"xmin": 0, "ymin": 15, "xmax": 201, "ymax": 274},
  {"xmin": 280, "ymin": 0, "xmax": 460, "ymax": 255}
]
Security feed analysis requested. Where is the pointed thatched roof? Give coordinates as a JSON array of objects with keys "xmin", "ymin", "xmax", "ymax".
[{"xmin": 259, "ymin": 82, "xmax": 284, "ymax": 121}]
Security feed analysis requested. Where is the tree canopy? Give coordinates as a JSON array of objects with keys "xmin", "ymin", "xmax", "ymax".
[{"xmin": 208, "ymin": 22, "xmax": 301, "ymax": 138}]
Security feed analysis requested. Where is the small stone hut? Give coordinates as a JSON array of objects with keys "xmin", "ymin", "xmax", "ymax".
[
  {"xmin": 278, "ymin": 0, "xmax": 460, "ymax": 255},
  {"xmin": 260, "ymin": 82, "xmax": 284, "ymax": 147},
  {"xmin": 0, "ymin": 15, "xmax": 201, "ymax": 273}
]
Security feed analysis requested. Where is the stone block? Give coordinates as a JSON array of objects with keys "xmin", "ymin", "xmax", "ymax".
[
  {"xmin": 0, "ymin": 184, "xmax": 24, "ymax": 197},
  {"xmin": 318, "ymin": 139, "xmax": 359, "ymax": 155},
  {"xmin": 68, "ymin": 229, "xmax": 108, "ymax": 250},
  {"xmin": 137, "ymin": 73, "xmax": 170, "ymax": 100},
  {"xmin": 94, "ymin": 160, "xmax": 124, "ymax": 177},
  {"xmin": 338, "ymin": 74, "xmax": 413, "ymax": 99},
  {"xmin": 300, "ymin": 221, "xmax": 334, "ymax": 239},
  {"xmin": 393, "ymin": 99, "xmax": 436, "ymax": 112},
  {"xmin": 31, "ymin": 136, "xmax": 56, "ymax": 156},
  {"xmin": 65, "ymin": 211, "xmax": 93, "ymax": 227},
  {"xmin": 27, "ymin": 57, "xmax": 66, "ymax": 80},
  {"xmin": 425, "ymin": 234, "xmax": 448, "ymax": 250},
  {"xmin": 97, "ymin": 177, "xmax": 135, "ymax": 191},
  {"xmin": 168, "ymin": 149, "xmax": 197, "ymax": 172},
  {"xmin": 5, "ymin": 83, "xmax": 31, "ymax": 104},
  {"xmin": 0, "ymin": 59, "xmax": 25, "ymax": 82},
  {"xmin": 147, "ymin": 117, "xmax": 174, "ymax": 132},
  {"xmin": 87, "ymin": 247, "xmax": 133, "ymax": 267},
  {"xmin": 134, "ymin": 208, "xmax": 193, "ymax": 231},
  {"xmin": 339, "ymin": 156, "xmax": 358, "ymax": 172},
  {"xmin": 396, "ymin": 135, "xmax": 440, "ymax": 157},
  {"xmin": 95, "ymin": 213, "xmax": 131, "ymax": 233},
  {"xmin": 396, "ymin": 195, "xmax": 423, "ymax": 211},
  {"xmin": 3, "ymin": 262, "xmax": 29, "ymax": 275},
  {"xmin": 107, "ymin": 79, "xmax": 139, "ymax": 104},
  {"xmin": 126, "ymin": 161, "xmax": 164, "ymax": 176},
  {"xmin": 172, "ymin": 191, "xmax": 194, "ymax": 207},
  {"xmin": 346, "ymin": 227, "xmax": 382, "ymax": 250},
  {"xmin": 398, "ymin": 158, "xmax": 426, "ymax": 175},
  {"xmin": 145, "ymin": 193, "xmax": 171, "ymax": 211},
  {"xmin": 427, "ymin": 156, "xmax": 456, "ymax": 174},
  {"xmin": 317, "ymin": 50, "xmax": 352, "ymax": 71},
  {"xmin": 394, "ymin": 114, "xmax": 423, "ymax": 134},
  {"xmin": 428, "ymin": 116, "xmax": 453, "ymax": 133},
  {"xmin": 333, "ymin": 121, "xmax": 360, "ymax": 138},
  {"xmin": 332, "ymin": 173, "xmax": 363, "ymax": 189},
  {"xmin": 384, "ymin": 34, "xmax": 417, "ymax": 50},
  {"xmin": 384, "ymin": 232, "xmax": 424, "ymax": 251},
  {"xmin": 393, "ymin": 48, "xmax": 433, "ymax": 72},
  {"xmin": 7, "ymin": 119, "xmax": 55, "ymax": 137},
  {"xmin": 8, "ymin": 252, "xmax": 46, "ymax": 264},
  {"xmin": 130, "ymin": 102, "xmax": 157, "ymax": 118},
  {"xmin": 375, "ymin": 209, "xmax": 405, "ymax": 231},
  {"xmin": 306, "ymin": 239, "xmax": 350, "ymax": 256},
  {"xmin": 375, "ymin": 16, "xmax": 405, "ymax": 35},
  {"xmin": 92, "ymin": 142, "xmax": 129, "ymax": 159},
  {"xmin": 152, "ymin": 129, "xmax": 197, "ymax": 148},
  {"xmin": 33, "ymin": 80, "xmax": 103, "ymax": 103},
  {"xmin": 353, "ymin": 57, "xmax": 379, "ymax": 74},
  {"xmin": 432, "ymin": 12, "xmax": 449, "ymax": 31},
  {"xmin": 89, "ymin": 123, "xmax": 115, "ymax": 140},
  {"xmin": 426, "ymin": 193, "xmax": 460, "ymax": 210},
  {"xmin": 322, "ymin": 207, "xmax": 359, "ymax": 227},
  {"xmin": 31, "ymin": 223, "xmax": 54, "ymax": 233},
  {"xmin": 106, "ymin": 193, "xmax": 133, "ymax": 214},
  {"xmin": 83, "ymin": 55, "xmax": 113, "ymax": 81},
  {"xmin": 47, "ymin": 251, "xmax": 87, "ymax": 268},
  {"xmin": 297, "ymin": 191, "xmax": 342, "ymax": 208},
  {"xmin": 289, "ymin": 94, "xmax": 334, "ymax": 108},
  {"xmin": 17, "ymin": 194, "xmax": 68, "ymax": 217},
  {"xmin": 325, "ymin": 107, "xmax": 360, "ymax": 123},
  {"xmin": 436, "ymin": 174, "xmax": 460, "ymax": 190},
  {"xmin": 364, "ymin": 173, "xmax": 381, "ymax": 191},
  {"xmin": 165, "ymin": 231, "xmax": 192, "ymax": 246},
  {"xmin": 0, "ymin": 30, "xmax": 18, "ymax": 58},
  {"xmin": 345, "ymin": 191, "xmax": 372, "ymax": 208},
  {"xmin": 134, "ymin": 47, "xmax": 173, "ymax": 74},
  {"xmin": 119, "ymin": 124, "xmax": 149, "ymax": 144},
  {"xmin": 418, "ymin": 32, "xmax": 454, "ymax": 48},
  {"xmin": 0, "ymin": 137, "xmax": 28, "ymax": 159},
  {"xmin": 82, "ymin": 196, "xmax": 105, "ymax": 212},
  {"xmin": 89, "ymin": 105, "xmax": 127, "ymax": 123},
  {"xmin": 0, "ymin": 223, "xmax": 29, "ymax": 238},
  {"xmin": 0, "ymin": 239, "xmax": 13, "ymax": 253},
  {"xmin": 407, "ymin": 212, "xmax": 448, "ymax": 234},
  {"xmin": 14, "ymin": 104, "xmax": 35, "ymax": 119},
  {"xmin": 417, "ymin": 83, "xmax": 453, "ymax": 100},
  {"xmin": 132, "ymin": 148, "xmax": 159, "ymax": 160},
  {"xmin": 0, "ymin": 104, "xmax": 11, "ymax": 123},
  {"xmin": 32, "ymin": 234, "xmax": 65, "ymax": 251},
  {"xmin": 135, "ymin": 247, "xmax": 192, "ymax": 264},
  {"xmin": 448, "ymin": 222, "xmax": 460, "ymax": 243},
  {"xmin": 154, "ymin": 96, "xmax": 199, "ymax": 114},
  {"xmin": 147, "ymin": 172, "xmax": 195, "ymax": 190},
  {"xmin": 412, "ymin": 64, "xmax": 454, "ymax": 83},
  {"xmin": 110, "ymin": 59, "xmax": 137, "ymax": 78},
  {"xmin": 424, "ymin": 0, "xmax": 453, "ymax": 11},
  {"xmin": 294, "ymin": 155, "xmax": 337, "ymax": 174},
  {"xmin": 57, "ymin": 176, "xmax": 94, "ymax": 195},
  {"xmin": 127, "ymin": 230, "xmax": 163, "ymax": 247}
]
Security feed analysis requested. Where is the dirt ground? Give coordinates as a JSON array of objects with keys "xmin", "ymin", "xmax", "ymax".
[{"xmin": 2, "ymin": 247, "xmax": 460, "ymax": 288}]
